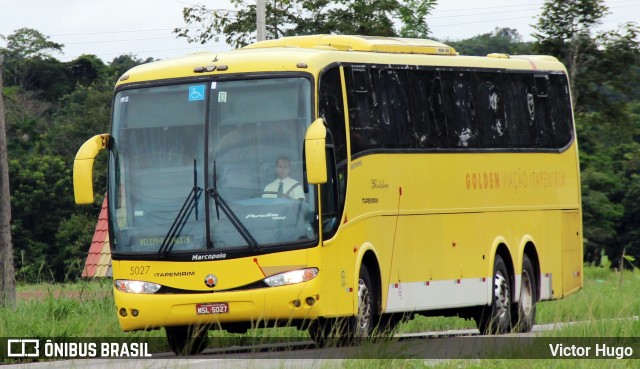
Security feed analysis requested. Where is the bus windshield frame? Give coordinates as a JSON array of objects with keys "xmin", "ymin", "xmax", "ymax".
[{"xmin": 107, "ymin": 74, "xmax": 318, "ymax": 260}]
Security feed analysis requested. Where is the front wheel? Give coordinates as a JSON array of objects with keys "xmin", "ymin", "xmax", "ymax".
[
  {"xmin": 165, "ymin": 325, "xmax": 209, "ymax": 355},
  {"xmin": 476, "ymin": 255, "xmax": 512, "ymax": 334},
  {"xmin": 512, "ymin": 255, "xmax": 537, "ymax": 332},
  {"xmin": 353, "ymin": 266, "xmax": 376, "ymax": 337},
  {"xmin": 309, "ymin": 265, "xmax": 379, "ymax": 346}
]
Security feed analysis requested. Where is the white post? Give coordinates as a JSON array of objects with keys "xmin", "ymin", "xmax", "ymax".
[{"xmin": 256, "ymin": 0, "xmax": 266, "ymax": 41}]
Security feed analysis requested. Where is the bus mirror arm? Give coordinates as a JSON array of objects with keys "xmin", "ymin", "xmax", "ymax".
[
  {"xmin": 73, "ymin": 134, "xmax": 109, "ymax": 204},
  {"xmin": 304, "ymin": 118, "xmax": 328, "ymax": 184}
]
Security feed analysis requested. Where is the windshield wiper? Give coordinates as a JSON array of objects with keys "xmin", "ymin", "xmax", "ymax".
[
  {"xmin": 158, "ymin": 160, "xmax": 202, "ymax": 256},
  {"xmin": 208, "ymin": 161, "xmax": 260, "ymax": 253}
]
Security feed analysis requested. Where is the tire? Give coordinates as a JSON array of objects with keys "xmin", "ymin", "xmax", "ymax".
[
  {"xmin": 512, "ymin": 255, "xmax": 537, "ymax": 333},
  {"xmin": 353, "ymin": 266, "xmax": 377, "ymax": 337},
  {"xmin": 165, "ymin": 325, "xmax": 209, "ymax": 355},
  {"xmin": 476, "ymin": 255, "xmax": 512, "ymax": 335},
  {"xmin": 308, "ymin": 265, "xmax": 378, "ymax": 346}
]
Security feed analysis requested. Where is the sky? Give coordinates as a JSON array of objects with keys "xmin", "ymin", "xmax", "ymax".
[{"xmin": 0, "ymin": 0, "xmax": 638, "ymax": 63}]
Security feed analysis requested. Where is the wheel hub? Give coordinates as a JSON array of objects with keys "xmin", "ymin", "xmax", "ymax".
[
  {"xmin": 357, "ymin": 279, "xmax": 371, "ymax": 334},
  {"xmin": 494, "ymin": 272, "xmax": 510, "ymax": 319},
  {"xmin": 520, "ymin": 271, "xmax": 533, "ymax": 315}
]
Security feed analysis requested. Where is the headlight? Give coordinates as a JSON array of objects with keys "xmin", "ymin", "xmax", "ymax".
[
  {"xmin": 263, "ymin": 268, "xmax": 319, "ymax": 287},
  {"xmin": 114, "ymin": 279, "xmax": 161, "ymax": 294}
]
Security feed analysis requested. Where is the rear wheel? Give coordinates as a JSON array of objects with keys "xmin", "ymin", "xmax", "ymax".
[
  {"xmin": 476, "ymin": 255, "xmax": 512, "ymax": 334},
  {"xmin": 165, "ymin": 325, "xmax": 209, "ymax": 355},
  {"xmin": 512, "ymin": 255, "xmax": 537, "ymax": 332}
]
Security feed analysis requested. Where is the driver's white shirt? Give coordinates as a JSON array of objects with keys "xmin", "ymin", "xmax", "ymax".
[{"xmin": 263, "ymin": 177, "xmax": 304, "ymax": 199}]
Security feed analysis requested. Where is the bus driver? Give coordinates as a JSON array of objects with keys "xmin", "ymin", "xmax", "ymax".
[{"xmin": 262, "ymin": 156, "xmax": 304, "ymax": 199}]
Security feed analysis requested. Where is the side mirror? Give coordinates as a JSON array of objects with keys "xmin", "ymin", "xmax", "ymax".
[
  {"xmin": 304, "ymin": 118, "xmax": 327, "ymax": 184},
  {"xmin": 73, "ymin": 134, "xmax": 109, "ymax": 204}
]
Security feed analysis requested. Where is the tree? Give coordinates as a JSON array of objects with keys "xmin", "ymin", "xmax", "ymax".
[
  {"xmin": 22, "ymin": 58, "xmax": 73, "ymax": 102},
  {"xmin": 619, "ymin": 175, "xmax": 640, "ymax": 269},
  {"xmin": 576, "ymin": 100, "xmax": 640, "ymax": 268},
  {"xmin": 9, "ymin": 155, "xmax": 78, "ymax": 282},
  {"xmin": 1, "ymin": 28, "xmax": 64, "ymax": 88},
  {"xmin": 45, "ymin": 80, "xmax": 112, "ymax": 158},
  {"xmin": 591, "ymin": 23, "xmax": 640, "ymax": 112},
  {"xmin": 67, "ymin": 54, "xmax": 106, "ymax": 87},
  {"xmin": 610, "ymin": 103, "xmax": 640, "ymax": 269},
  {"xmin": 53, "ymin": 213, "xmax": 96, "ymax": 281},
  {"xmin": 174, "ymin": 0, "xmax": 438, "ymax": 48},
  {"xmin": 0, "ymin": 61, "xmax": 16, "ymax": 308},
  {"xmin": 533, "ymin": 0, "xmax": 609, "ymax": 111},
  {"xmin": 396, "ymin": 0, "xmax": 433, "ymax": 38},
  {"xmin": 2, "ymin": 87, "xmax": 52, "ymax": 155},
  {"xmin": 108, "ymin": 54, "xmax": 154, "ymax": 79},
  {"xmin": 580, "ymin": 166, "xmax": 624, "ymax": 266},
  {"xmin": 445, "ymin": 28, "xmax": 534, "ymax": 56}
]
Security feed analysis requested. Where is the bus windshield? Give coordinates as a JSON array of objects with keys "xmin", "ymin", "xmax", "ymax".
[{"xmin": 108, "ymin": 77, "xmax": 317, "ymax": 255}]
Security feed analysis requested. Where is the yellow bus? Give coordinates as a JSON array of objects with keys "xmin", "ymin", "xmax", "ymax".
[{"xmin": 74, "ymin": 35, "xmax": 582, "ymax": 354}]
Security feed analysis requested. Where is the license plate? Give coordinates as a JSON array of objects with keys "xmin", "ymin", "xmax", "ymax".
[{"xmin": 196, "ymin": 303, "xmax": 229, "ymax": 315}]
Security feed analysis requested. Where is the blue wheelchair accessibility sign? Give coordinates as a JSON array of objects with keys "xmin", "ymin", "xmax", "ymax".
[{"xmin": 189, "ymin": 85, "xmax": 205, "ymax": 101}]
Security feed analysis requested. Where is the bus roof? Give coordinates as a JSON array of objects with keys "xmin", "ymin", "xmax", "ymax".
[
  {"xmin": 243, "ymin": 34, "xmax": 457, "ymax": 55},
  {"xmin": 116, "ymin": 35, "xmax": 565, "ymax": 86}
]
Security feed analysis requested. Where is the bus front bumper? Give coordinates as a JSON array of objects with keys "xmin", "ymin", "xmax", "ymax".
[{"xmin": 114, "ymin": 280, "xmax": 324, "ymax": 332}]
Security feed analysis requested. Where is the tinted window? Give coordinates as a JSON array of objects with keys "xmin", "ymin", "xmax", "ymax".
[
  {"xmin": 344, "ymin": 64, "xmax": 574, "ymax": 155},
  {"xmin": 504, "ymin": 73, "xmax": 536, "ymax": 148},
  {"xmin": 474, "ymin": 72, "xmax": 507, "ymax": 148},
  {"xmin": 376, "ymin": 69, "xmax": 411, "ymax": 148},
  {"xmin": 441, "ymin": 71, "xmax": 477, "ymax": 148},
  {"xmin": 319, "ymin": 66, "xmax": 348, "ymax": 239},
  {"xmin": 319, "ymin": 67, "xmax": 348, "ymax": 164},
  {"xmin": 532, "ymin": 75, "xmax": 554, "ymax": 148},
  {"xmin": 407, "ymin": 69, "xmax": 447, "ymax": 148},
  {"xmin": 346, "ymin": 68, "xmax": 381, "ymax": 153},
  {"xmin": 548, "ymin": 73, "xmax": 573, "ymax": 148}
]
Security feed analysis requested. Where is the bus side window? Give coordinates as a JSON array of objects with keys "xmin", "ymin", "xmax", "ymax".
[
  {"xmin": 441, "ymin": 71, "xmax": 478, "ymax": 148},
  {"xmin": 548, "ymin": 73, "xmax": 573, "ymax": 148},
  {"xmin": 320, "ymin": 144, "xmax": 339, "ymax": 237},
  {"xmin": 319, "ymin": 67, "xmax": 348, "ymax": 165},
  {"xmin": 504, "ymin": 74, "xmax": 537, "ymax": 148},
  {"xmin": 319, "ymin": 66, "xmax": 348, "ymax": 239},
  {"xmin": 346, "ymin": 67, "xmax": 381, "ymax": 155},
  {"xmin": 375, "ymin": 69, "xmax": 411, "ymax": 148},
  {"xmin": 407, "ymin": 70, "xmax": 447, "ymax": 149},
  {"xmin": 474, "ymin": 72, "xmax": 507, "ymax": 148},
  {"xmin": 533, "ymin": 74, "xmax": 554, "ymax": 148}
]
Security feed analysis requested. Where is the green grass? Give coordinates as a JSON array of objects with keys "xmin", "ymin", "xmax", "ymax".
[
  {"xmin": 15, "ymin": 277, "xmax": 112, "ymax": 295},
  {"xmin": 536, "ymin": 266, "xmax": 640, "ymax": 326},
  {"xmin": 2, "ymin": 280, "xmax": 164, "ymax": 339}
]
